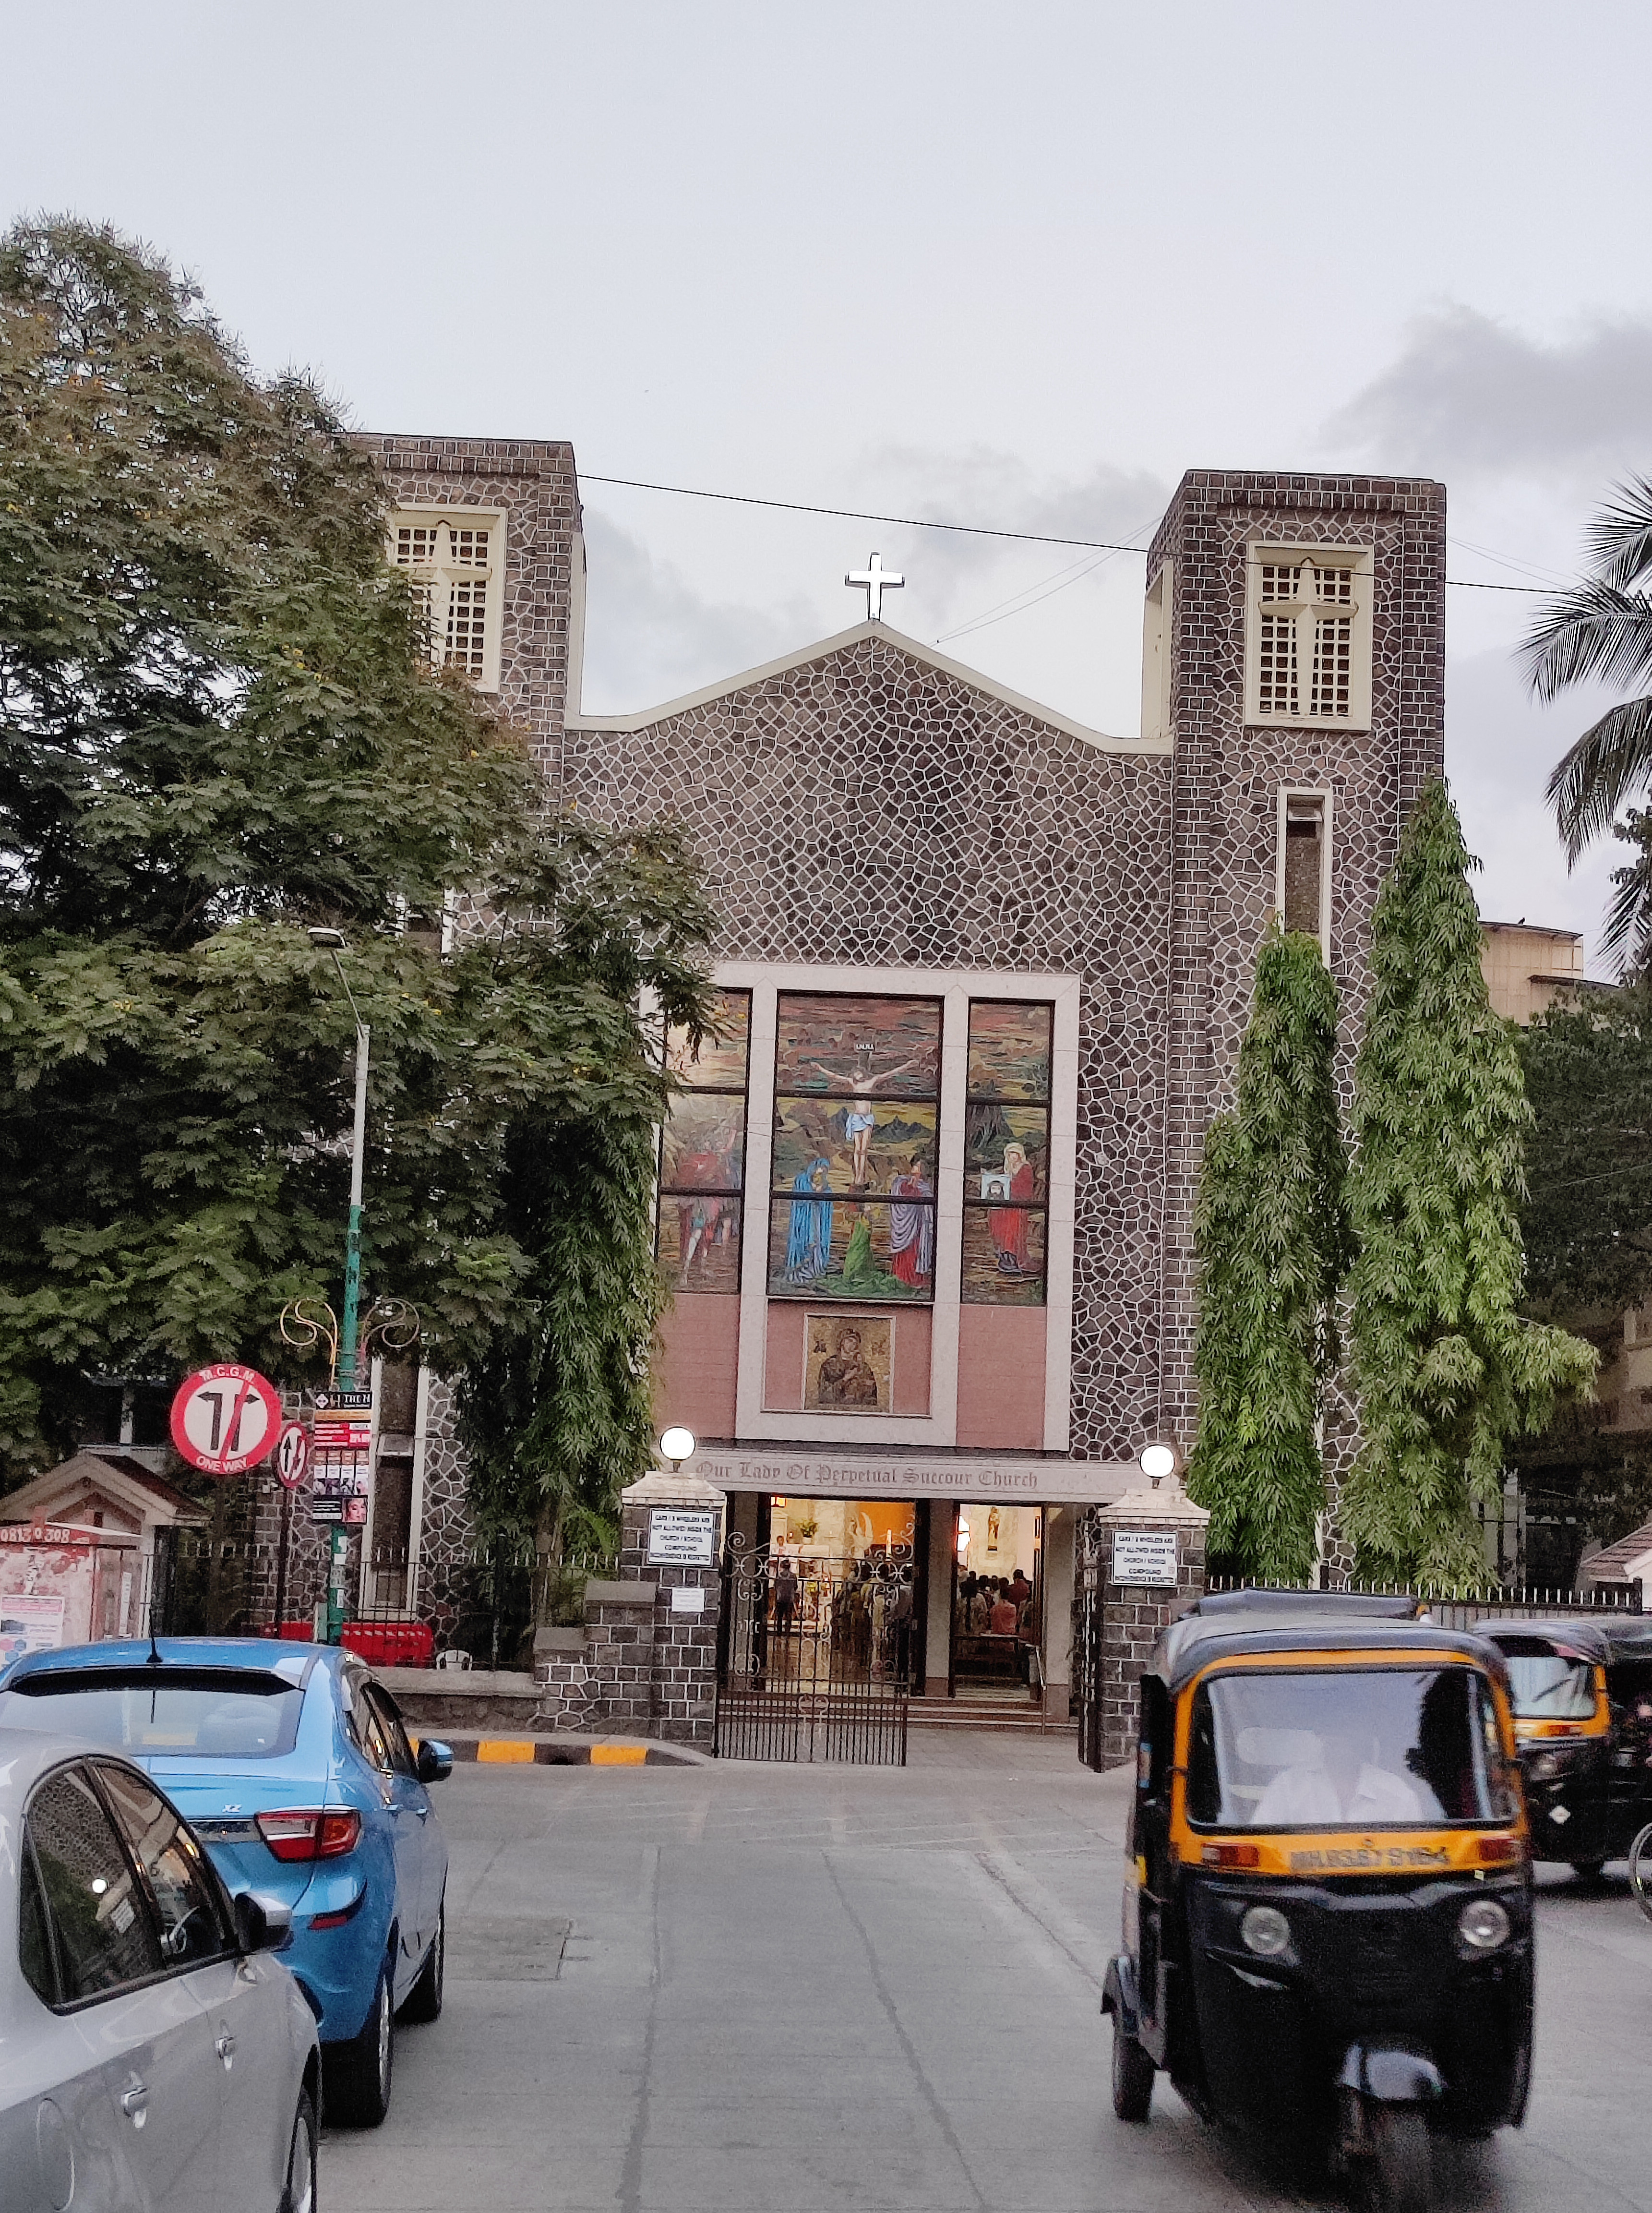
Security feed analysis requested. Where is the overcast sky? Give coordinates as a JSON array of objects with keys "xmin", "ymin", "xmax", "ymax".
[{"xmin": 8, "ymin": 1, "xmax": 1652, "ymax": 965}]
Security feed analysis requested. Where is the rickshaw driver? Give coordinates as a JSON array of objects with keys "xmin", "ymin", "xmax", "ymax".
[{"xmin": 1254, "ymin": 1728, "xmax": 1425, "ymax": 1826}]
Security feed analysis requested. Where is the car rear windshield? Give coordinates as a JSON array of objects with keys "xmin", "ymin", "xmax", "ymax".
[
  {"xmin": 1186, "ymin": 1665, "xmax": 1516, "ymax": 1828},
  {"xmin": 0, "ymin": 1668, "xmax": 304, "ymax": 1759},
  {"xmin": 1494, "ymin": 1638, "xmax": 1598, "ymax": 1720}
]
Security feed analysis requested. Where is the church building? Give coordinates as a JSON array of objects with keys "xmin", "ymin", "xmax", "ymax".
[{"xmin": 353, "ymin": 439, "xmax": 1445, "ymax": 1711}]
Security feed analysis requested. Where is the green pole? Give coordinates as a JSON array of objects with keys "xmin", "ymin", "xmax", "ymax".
[
  {"xmin": 328, "ymin": 1016, "xmax": 370, "ymax": 1643},
  {"xmin": 337, "ymin": 1020, "xmax": 370, "ymax": 1392}
]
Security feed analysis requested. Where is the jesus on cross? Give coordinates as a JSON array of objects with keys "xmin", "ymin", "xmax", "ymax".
[{"xmin": 807, "ymin": 1046, "xmax": 930, "ymax": 1185}]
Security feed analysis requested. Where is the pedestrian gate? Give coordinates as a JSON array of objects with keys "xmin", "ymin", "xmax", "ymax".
[{"xmin": 715, "ymin": 1545, "xmax": 910, "ymax": 1764}]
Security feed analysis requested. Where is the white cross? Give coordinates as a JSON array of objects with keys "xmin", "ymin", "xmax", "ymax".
[{"xmin": 846, "ymin": 551, "xmax": 904, "ymax": 622}]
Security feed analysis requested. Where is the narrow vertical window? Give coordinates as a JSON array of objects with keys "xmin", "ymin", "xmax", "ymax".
[
  {"xmin": 388, "ymin": 510, "xmax": 505, "ymax": 689},
  {"xmin": 1140, "ymin": 560, "xmax": 1173, "ymax": 743},
  {"xmin": 962, "ymin": 1001, "xmax": 1052, "ymax": 1305},
  {"xmin": 658, "ymin": 990, "xmax": 751, "ymax": 1293},
  {"xmin": 1278, "ymin": 790, "xmax": 1331, "ymax": 951},
  {"xmin": 1246, "ymin": 548, "xmax": 1371, "ymax": 729}
]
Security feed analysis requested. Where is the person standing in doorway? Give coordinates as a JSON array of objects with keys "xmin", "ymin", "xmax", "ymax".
[
  {"xmin": 889, "ymin": 1566, "xmax": 915, "ymax": 1685},
  {"xmin": 773, "ymin": 1557, "xmax": 798, "ymax": 1641}
]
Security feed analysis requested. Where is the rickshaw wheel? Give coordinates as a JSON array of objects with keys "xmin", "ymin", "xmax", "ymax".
[
  {"xmin": 1568, "ymin": 1858, "xmax": 1606, "ymax": 1884},
  {"xmin": 1368, "ymin": 2105, "xmax": 1432, "ymax": 2213},
  {"xmin": 1629, "ymin": 1822, "xmax": 1652, "ymax": 1923},
  {"xmin": 1110, "ymin": 2016, "xmax": 1155, "ymax": 2123}
]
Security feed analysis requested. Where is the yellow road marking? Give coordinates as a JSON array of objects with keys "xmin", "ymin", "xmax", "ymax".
[
  {"xmin": 477, "ymin": 1739, "xmax": 536, "ymax": 1764},
  {"xmin": 590, "ymin": 1744, "xmax": 648, "ymax": 1766}
]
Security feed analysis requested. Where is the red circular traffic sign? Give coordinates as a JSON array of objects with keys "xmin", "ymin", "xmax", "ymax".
[
  {"xmin": 273, "ymin": 1420, "xmax": 312, "ymax": 1491},
  {"xmin": 169, "ymin": 1364, "xmax": 282, "ymax": 1477}
]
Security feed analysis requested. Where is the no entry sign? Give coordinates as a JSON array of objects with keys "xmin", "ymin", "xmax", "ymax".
[
  {"xmin": 273, "ymin": 1420, "xmax": 312, "ymax": 1491},
  {"xmin": 170, "ymin": 1364, "xmax": 282, "ymax": 1477}
]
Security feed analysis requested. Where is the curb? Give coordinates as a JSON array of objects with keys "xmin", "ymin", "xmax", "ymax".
[{"xmin": 411, "ymin": 1732, "xmax": 709, "ymax": 1768}]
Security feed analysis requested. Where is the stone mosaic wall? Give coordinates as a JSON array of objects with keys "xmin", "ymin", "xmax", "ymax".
[
  {"xmin": 1146, "ymin": 473, "xmax": 1448, "ymax": 1447},
  {"xmin": 366, "ymin": 446, "xmax": 1447, "ymax": 1597},
  {"xmin": 566, "ymin": 633, "xmax": 1178, "ymax": 1461}
]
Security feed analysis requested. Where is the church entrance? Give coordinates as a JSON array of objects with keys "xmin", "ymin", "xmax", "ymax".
[
  {"xmin": 715, "ymin": 1494, "xmax": 920, "ymax": 1764},
  {"xmin": 950, "ymin": 1503, "xmax": 1044, "ymax": 1703}
]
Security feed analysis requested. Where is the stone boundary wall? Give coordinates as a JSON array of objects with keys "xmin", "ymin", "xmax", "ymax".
[{"xmin": 530, "ymin": 1475, "xmax": 724, "ymax": 1747}]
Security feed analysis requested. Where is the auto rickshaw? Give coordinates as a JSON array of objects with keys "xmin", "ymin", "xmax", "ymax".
[
  {"xmin": 1103, "ymin": 1591, "xmax": 1532, "ymax": 2211},
  {"xmin": 1477, "ymin": 1615, "xmax": 1652, "ymax": 1877}
]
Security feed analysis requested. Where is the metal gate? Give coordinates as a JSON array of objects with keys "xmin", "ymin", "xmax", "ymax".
[{"xmin": 715, "ymin": 1543, "xmax": 911, "ymax": 1764}]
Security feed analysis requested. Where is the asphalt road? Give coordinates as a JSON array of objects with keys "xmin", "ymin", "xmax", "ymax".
[{"xmin": 322, "ymin": 1737, "xmax": 1652, "ymax": 2213}]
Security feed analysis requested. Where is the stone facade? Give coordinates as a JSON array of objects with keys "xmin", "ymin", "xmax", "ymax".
[
  {"xmin": 1079, "ymin": 1478, "xmax": 1209, "ymax": 1770},
  {"xmin": 348, "ymin": 442, "xmax": 1445, "ymax": 1649}
]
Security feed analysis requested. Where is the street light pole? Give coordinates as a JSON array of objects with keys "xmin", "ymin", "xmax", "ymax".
[
  {"xmin": 309, "ymin": 928, "xmax": 370, "ymax": 1647},
  {"xmin": 340, "ymin": 1014, "xmax": 370, "ymax": 1391},
  {"xmin": 308, "ymin": 929, "xmax": 371, "ymax": 1391}
]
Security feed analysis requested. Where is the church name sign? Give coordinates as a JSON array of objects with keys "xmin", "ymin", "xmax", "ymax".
[{"xmin": 694, "ymin": 1450, "xmax": 1134, "ymax": 1504}]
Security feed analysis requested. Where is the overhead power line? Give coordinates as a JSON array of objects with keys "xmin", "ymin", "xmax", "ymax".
[{"xmin": 582, "ymin": 470, "xmax": 1556, "ymax": 592}]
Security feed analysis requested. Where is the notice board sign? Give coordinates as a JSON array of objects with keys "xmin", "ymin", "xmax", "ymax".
[
  {"xmin": 1111, "ymin": 1530, "xmax": 1180, "ymax": 1588},
  {"xmin": 646, "ymin": 1507, "xmax": 718, "ymax": 1567}
]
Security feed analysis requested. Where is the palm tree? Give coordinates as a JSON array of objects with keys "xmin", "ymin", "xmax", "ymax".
[{"xmin": 1525, "ymin": 476, "xmax": 1652, "ymax": 965}]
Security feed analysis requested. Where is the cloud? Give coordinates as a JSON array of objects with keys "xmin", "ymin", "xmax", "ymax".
[
  {"xmin": 1447, "ymin": 644, "xmax": 1622, "ymax": 966},
  {"xmin": 1326, "ymin": 307, "xmax": 1652, "ymax": 485},
  {"xmin": 864, "ymin": 445, "xmax": 1171, "ymax": 598},
  {"xmin": 576, "ymin": 510, "xmax": 815, "ymax": 715}
]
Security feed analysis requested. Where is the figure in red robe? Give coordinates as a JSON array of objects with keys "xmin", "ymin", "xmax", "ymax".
[{"xmin": 989, "ymin": 1142, "xmax": 1036, "ymax": 1274}]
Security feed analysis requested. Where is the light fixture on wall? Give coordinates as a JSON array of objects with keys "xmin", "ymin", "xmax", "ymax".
[
  {"xmin": 1139, "ymin": 1443, "xmax": 1178, "ymax": 1487},
  {"xmin": 660, "ymin": 1426, "xmax": 696, "ymax": 1472},
  {"xmin": 956, "ymin": 1515, "xmax": 971, "ymax": 1559}
]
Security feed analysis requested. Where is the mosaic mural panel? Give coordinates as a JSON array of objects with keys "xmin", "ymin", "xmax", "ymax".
[
  {"xmin": 804, "ymin": 1313, "xmax": 895, "ymax": 1411},
  {"xmin": 661, "ymin": 1094, "xmax": 744, "ymax": 1192},
  {"xmin": 965, "ymin": 1103, "xmax": 1049, "ymax": 1184},
  {"xmin": 768, "ymin": 1196, "xmax": 934, "ymax": 1300},
  {"xmin": 775, "ymin": 993, "xmax": 941, "ymax": 1104},
  {"xmin": 658, "ymin": 986, "xmax": 751, "ymax": 1294},
  {"xmin": 961, "ymin": 1205, "xmax": 1048, "ymax": 1306},
  {"xmin": 772, "ymin": 1099, "xmax": 937, "ymax": 1196},
  {"xmin": 659, "ymin": 1196, "xmax": 742, "ymax": 1293},
  {"xmin": 666, "ymin": 989, "xmax": 752, "ymax": 1091},
  {"xmin": 967, "ymin": 1000, "xmax": 1053, "ymax": 1102}
]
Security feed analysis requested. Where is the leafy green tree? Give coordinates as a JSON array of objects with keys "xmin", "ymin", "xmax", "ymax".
[
  {"xmin": 0, "ymin": 218, "xmax": 717, "ymax": 1531},
  {"xmin": 1520, "ymin": 981, "xmax": 1652, "ymax": 1315},
  {"xmin": 1343, "ymin": 782, "xmax": 1596, "ymax": 1589},
  {"xmin": 1186, "ymin": 926, "xmax": 1350, "ymax": 1582},
  {"xmin": 1525, "ymin": 477, "xmax": 1652, "ymax": 968}
]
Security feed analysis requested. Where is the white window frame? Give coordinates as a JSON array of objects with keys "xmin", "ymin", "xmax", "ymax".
[
  {"xmin": 1139, "ymin": 559, "xmax": 1173, "ymax": 744},
  {"xmin": 387, "ymin": 505, "xmax": 507, "ymax": 691},
  {"xmin": 1276, "ymin": 786, "xmax": 1334, "ymax": 957},
  {"xmin": 1244, "ymin": 542, "xmax": 1373, "ymax": 731},
  {"xmin": 710, "ymin": 962, "xmax": 1080, "ymax": 1454}
]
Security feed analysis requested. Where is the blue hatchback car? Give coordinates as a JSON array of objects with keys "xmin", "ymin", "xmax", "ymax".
[{"xmin": 0, "ymin": 1636, "xmax": 452, "ymax": 2127}]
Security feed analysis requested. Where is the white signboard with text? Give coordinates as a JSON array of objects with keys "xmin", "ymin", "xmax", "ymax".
[
  {"xmin": 646, "ymin": 1508, "xmax": 718, "ymax": 1567},
  {"xmin": 1111, "ymin": 1530, "xmax": 1180, "ymax": 1588}
]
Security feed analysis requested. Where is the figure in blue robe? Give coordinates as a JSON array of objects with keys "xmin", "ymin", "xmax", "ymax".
[{"xmin": 785, "ymin": 1157, "xmax": 833, "ymax": 1282}]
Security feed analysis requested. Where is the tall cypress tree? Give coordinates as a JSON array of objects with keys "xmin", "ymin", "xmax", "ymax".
[
  {"xmin": 1344, "ymin": 781, "xmax": 1596, "ymax": 1589},
  {"xmin": 1187, "ymin": 926, "xmax": 1350, "ymax": 1582}
]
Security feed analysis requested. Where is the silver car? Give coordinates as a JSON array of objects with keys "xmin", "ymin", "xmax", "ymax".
[{"xmin": 0, "ymin": 1726, "xmax": 320, "ymax": 2212}]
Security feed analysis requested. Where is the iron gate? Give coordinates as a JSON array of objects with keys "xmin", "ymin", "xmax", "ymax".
[{"xmin": 715, "ymin": 1543, "xmax": 911, "ymax": 1764}]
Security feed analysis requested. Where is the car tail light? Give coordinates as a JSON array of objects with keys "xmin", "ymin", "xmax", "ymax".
[
  {"xmin": 255, "ymin": 1809, "xmax": 361, "ymax": 1863},
  {"xmin": 1477, "ymin": 1834, "xmax": 1525, "ymax": 1866}
]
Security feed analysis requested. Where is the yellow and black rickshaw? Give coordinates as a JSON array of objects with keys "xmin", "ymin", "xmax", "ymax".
[
  {"xmin": 1103, "ymin": 1591, "xmax": 1532, "ymax": 2210},
  {"xmin": 1478, "ymin": 1615, "xmax": 1652, "ymax": 1877}
]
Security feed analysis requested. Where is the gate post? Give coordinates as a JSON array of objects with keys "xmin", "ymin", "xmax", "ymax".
[
  {"xmin": 1084, "ymin": 1474, "xmax": 1208, "ymax": 1771},
  {"xmin": 615, "ymin": 1468, "xmax": 726, "ymax": 1748}
]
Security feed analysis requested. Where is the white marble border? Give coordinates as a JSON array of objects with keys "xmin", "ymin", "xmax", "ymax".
[{"xmin": 719, "ymin": 962, "xmax": 1079, "ymax": 1453}]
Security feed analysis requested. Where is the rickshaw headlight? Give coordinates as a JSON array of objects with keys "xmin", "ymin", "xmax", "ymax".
[
  {"xmin": 1527, "ymin": 1750, "xmax": 1562, "ymax": 1782},
  {"xmin": 1458, "ymin": 1897, "xmax": 1511, "ymax": 1951},
  {"xmin": 1239, "ymin": 1905, "xmax": 1292, "ymax": 1958}
]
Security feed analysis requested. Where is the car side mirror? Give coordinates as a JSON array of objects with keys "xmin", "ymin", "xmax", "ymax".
[
  {"xmin": 417, "ymin": 1739, "xmax": 454, "ymax": 1784},
  {"xmin": 233, "ymin": 1890, "xmax": 293, "ymax": 1953}
]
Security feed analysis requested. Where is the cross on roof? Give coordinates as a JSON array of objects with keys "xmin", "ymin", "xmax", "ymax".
[{"xmin": 845, "ymin": 551, "xmax": 904, "ymax": 622}]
